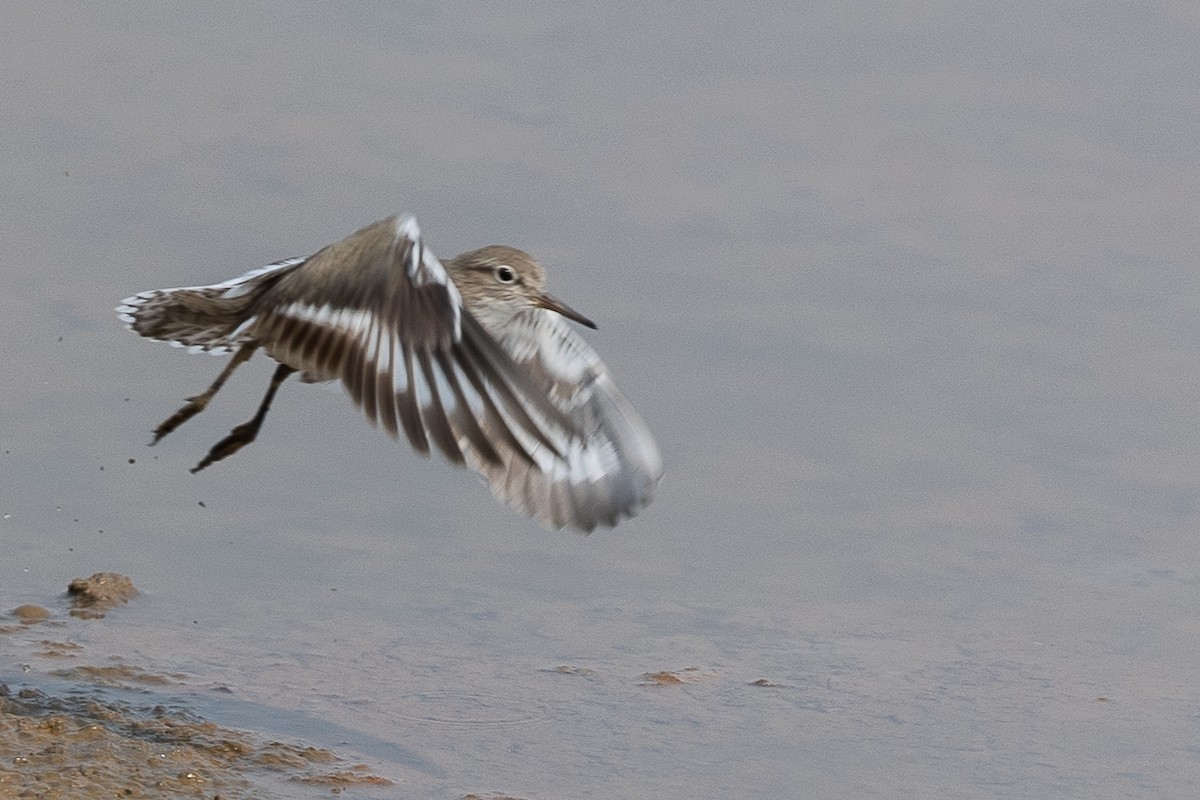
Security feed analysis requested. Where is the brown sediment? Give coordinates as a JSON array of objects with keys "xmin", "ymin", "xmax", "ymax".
[
  {"xmin": 0, "ymin": 685, "xmax": 393, "ymax": 797},
  {"xmin": 641, "ymin": 670, "xmax": 685, "ymax": 685},
  {"xmin": 0, "ymin": 573, "xmax": 394, "ymax": 796},
  {"xmin": 50, "ymin": 663, "xmax": 187, "ymax": 687},
  {"xmin": 637, "ymin": 666, "xmax": 715, "ymax": 686},
  {"xmin": 544, "ymin": 665, "xmax": 596, "ymax": 676},
  {"xmin": 66, "ymin": 572, "xmax": 138, "ymax": 619},
  {"xmin": 34, "ymin": 640, "xmax": 83, "ymax": 659},
  {"xmin": 10, "ymin": 605, "xmax": 50, "ymax": 625},
  {"xmin": 294, "ymin": 767, "xmax": 397, "ymax": 787}
]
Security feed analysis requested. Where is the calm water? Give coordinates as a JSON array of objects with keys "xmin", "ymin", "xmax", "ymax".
[{"xmin": 4, "ymin": 3, "xmax": 1200, "ymax": 797}]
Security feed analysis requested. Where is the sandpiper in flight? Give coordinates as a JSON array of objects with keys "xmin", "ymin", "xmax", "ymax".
[{"xmin": 117, "ymin": 215, "xmax": 662, "ymax": 531}]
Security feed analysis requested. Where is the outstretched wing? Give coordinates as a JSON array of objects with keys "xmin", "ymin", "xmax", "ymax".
[
  {"xmin": 250, "ymin": 215, "xmax": 662, "ymax": 530},
  {"xmin": 473, "ymin": 308, "xmax": 664, "ymax": 531}
]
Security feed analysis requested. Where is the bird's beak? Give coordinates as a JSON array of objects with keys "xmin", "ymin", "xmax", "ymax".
[{"xmin": 537, "ymin": 293, "xmax": 597, "ymax": 329}]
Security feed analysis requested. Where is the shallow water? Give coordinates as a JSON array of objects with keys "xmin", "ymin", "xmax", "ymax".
[{"xmin": 4, "ymin": 3, "xmax": 1200, "ymax": 798}]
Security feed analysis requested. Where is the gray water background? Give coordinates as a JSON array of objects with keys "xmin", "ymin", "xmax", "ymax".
[{"xmin": 3, "ymin": 3, "xmax": 1199, "ymax": 797}]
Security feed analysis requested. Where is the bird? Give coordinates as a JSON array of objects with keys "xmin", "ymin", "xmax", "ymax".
[{"xmin": 116, "ymin": 214, "xmax": 663, "ymax": 532}]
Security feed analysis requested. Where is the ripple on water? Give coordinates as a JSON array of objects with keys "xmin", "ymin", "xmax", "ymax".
[{"xmin": 394, "ymin": 689, "xmax": 551, "ymax": 728}]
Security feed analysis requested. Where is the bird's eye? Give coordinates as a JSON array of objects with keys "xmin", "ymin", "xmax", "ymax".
[{"xmin": 494, "ymin": 265, "xmax": 516, "ymax": 284}]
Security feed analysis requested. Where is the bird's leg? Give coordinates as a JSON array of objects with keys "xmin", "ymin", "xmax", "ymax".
[
  {"xmin": 190, "ymin": 362, "xmax": 297, "ymax": 474},
  {"xmin": 153, "ymin": 344, "xmax": 257, "ymax": 444}
]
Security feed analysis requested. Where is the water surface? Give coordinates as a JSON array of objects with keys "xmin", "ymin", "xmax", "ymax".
[{"xmin": 3, "ymin": 3, "xmax": 1200, "ymax": 797}]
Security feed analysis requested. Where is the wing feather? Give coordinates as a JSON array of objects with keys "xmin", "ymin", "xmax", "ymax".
[
  {"xmin": 395, "ymin": 342, "xmax": 430, "ymax": 455},
  {"xmin": 415, "ymin": 348, "xmax": 466, "ymax": 465},
  {"xmin": 244, "ymin": 214, "xmax": 660, "ymax": 530}
]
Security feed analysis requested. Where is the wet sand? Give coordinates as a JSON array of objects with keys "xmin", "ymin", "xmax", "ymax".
[{"xmin": 0, "ymin": 573, "xmax": 393, "ymax": 799}]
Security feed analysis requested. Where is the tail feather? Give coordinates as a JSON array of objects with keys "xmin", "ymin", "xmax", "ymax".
[{"xmin": 117, "ymin": 257, "xmax": 305, "ymax": 353}]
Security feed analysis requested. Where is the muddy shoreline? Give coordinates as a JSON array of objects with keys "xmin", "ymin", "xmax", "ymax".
[{"xmin": 1, "ymin": 573, "xmax": 392, "ymax": 799}]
